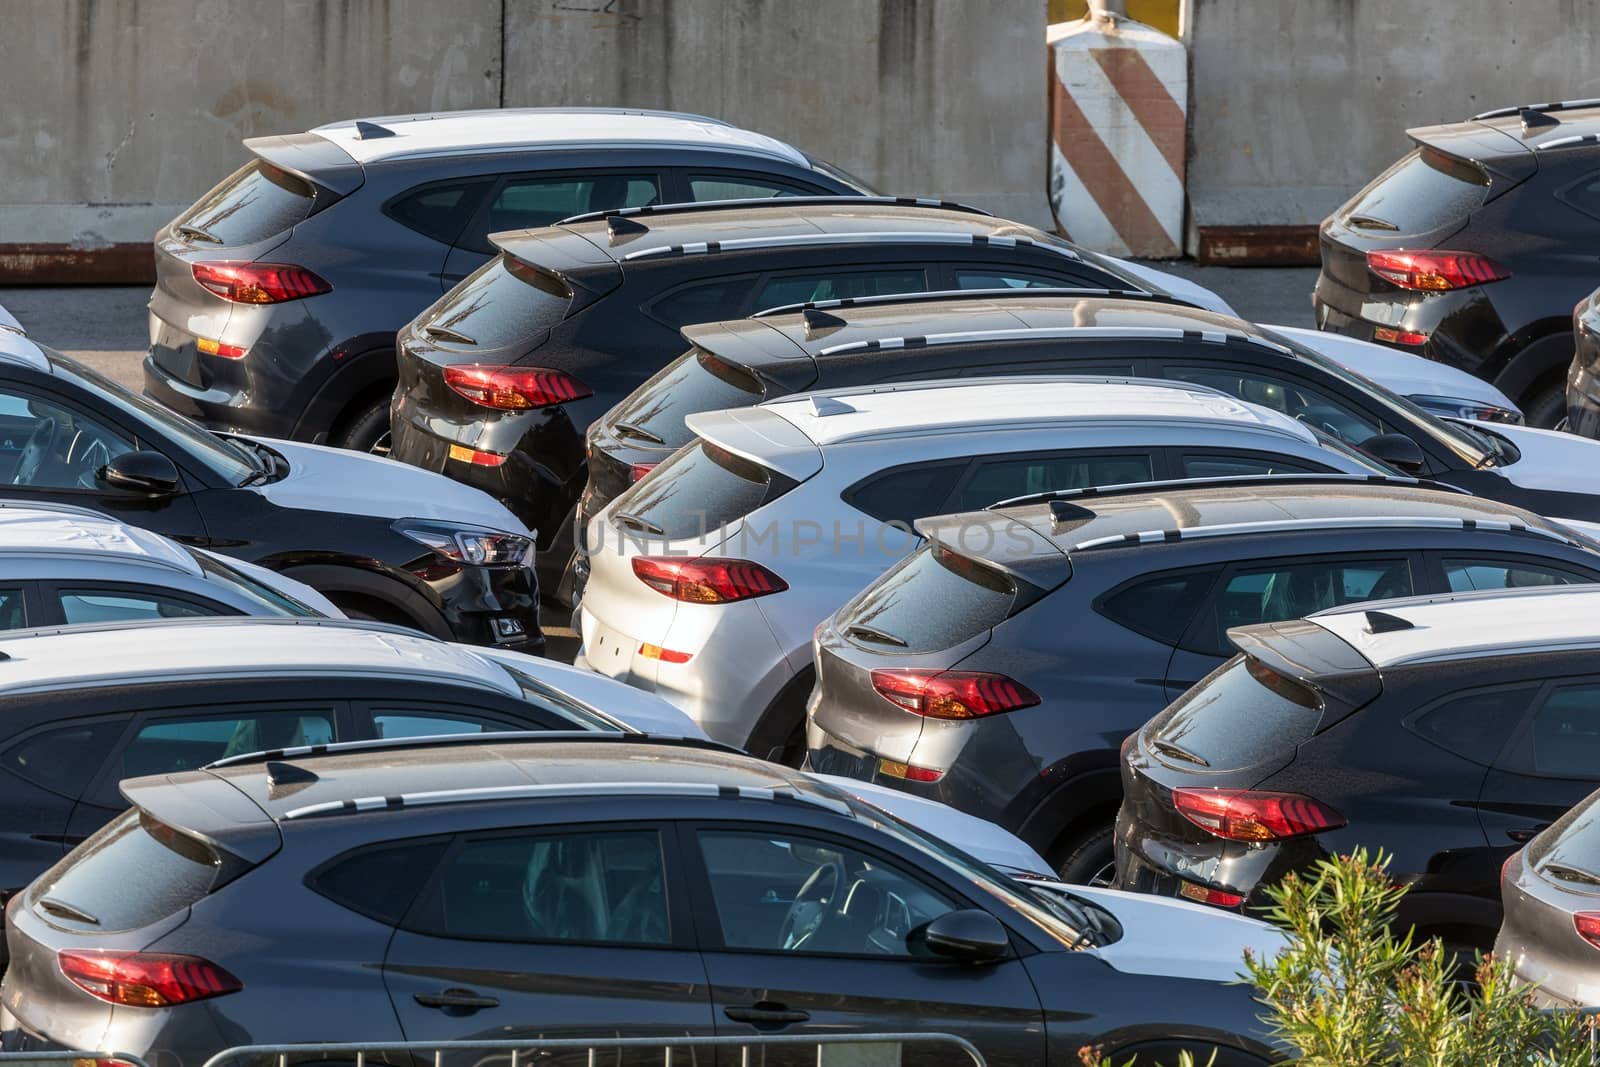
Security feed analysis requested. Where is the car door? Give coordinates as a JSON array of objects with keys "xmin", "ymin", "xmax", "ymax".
[
  {"xmin": 34, "ymin": 581, "xmax": 242, "ymax": 627},
  {"xmin": 1478, "ymin": 679, "xmax": 1600, "ymax": 850},
  {"xmin": 683, "ymin": 822, "xmax": 1045, "ymax": 1067},
  {"xmin": 382, "ymin": 822, "xmax": 713, "ymax": 1067}
]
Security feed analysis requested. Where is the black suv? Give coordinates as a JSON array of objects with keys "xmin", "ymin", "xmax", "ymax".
[
  {"xmin": 144, "ymin": 108, "xmax": 867, "ymax": 455},
  {"xmin": 1317, "ymin": 98, "xmax": 1600, "ymax": 426},
  {"xmin": 806, "ymin": 477, "xmax": 1600, "ymax": 885},
  {"xmin": 1118, "ymin": 584, "xmax": 1600, "ymax": 958},
  {"xmin": 388, "ymin": 201, "xmax": 1227, "ymax": 593}
]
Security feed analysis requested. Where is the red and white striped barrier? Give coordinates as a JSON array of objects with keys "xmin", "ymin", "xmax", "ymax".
[{"xmin": 1048, "ymin": 13, "xmax": 1187, "ymax": 258}]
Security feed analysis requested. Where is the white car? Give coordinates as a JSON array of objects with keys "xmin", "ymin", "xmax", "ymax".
[{"xmin": 577, "ymin": 374, "xmax": 1396, "ymax": 754}]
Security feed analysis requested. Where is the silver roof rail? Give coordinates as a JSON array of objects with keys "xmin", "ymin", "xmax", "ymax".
[
  {"xmin": 203, "ymin": 729, "xmax": 740, "ymax": 770},
  {"xmin": 1473, "ymin": 97, "xmax": 1600, "ymax": 120},
  {"xmin": 558, "ymin": 194, "xmax": 992, "ymax": 226},
  {"xmin": 816, "ymin": 324, "xmax": 1288, "ymax": 358},
  {"xmin": 621, "ymin": 230, "xmax": 1082, "ymax": 263},
  {"xmin": 985, "ymin": 471, "xmax": 1466, "ymax": 510},
  {"xmin": 751, "ymin": 285, "xmax": 1194, "ymax": 318},
  {"xmin": 1070, "ymin": 514, "xmax": 1579, "ymax": 553},
  {"xmin": 1535, "ymin": 133, "xmax": 1600, "ymax": 151}
]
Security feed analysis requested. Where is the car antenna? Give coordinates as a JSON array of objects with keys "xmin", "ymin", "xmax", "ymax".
[
  {"xmin": 607, "ymin": 215, "xmax": 649, "ymax": 237},
  {"xmin": 1364, "ymin": 610, "xmax": 1414, "ymax": 634},
  {"xmin": 353, "ymin": 120, "xmax": 396, "ymax": 140},
  {"xmin": 803, "ymin": 308, "xmax": 847, "ymax": 335},
  {"xmin": 1521, "ymin": 108, "xmax": 1561, "ymax": 133}
]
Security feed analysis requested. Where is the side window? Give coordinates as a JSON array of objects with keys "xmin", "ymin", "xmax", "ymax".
[
  {"xmin": 1198, "ymin": 558, "xmax": 1414, "ymax": 654},
  {"xmin": 842, "ymin": 461, "xmax": 968, "ymax": 526},
  {"xmin": 1097, "ymin": 570, "xmax": 1219, "ymax": 646},
  {"xmin": 688, "ymin": 174, "xmax": 823, "ymax": 201},
  {"xmin": 1443, "ymin": 557, "xmax": 1592, "ymax": 592},
  {"xmin": 118, "ymin": 708, "xmax": 337, "ymax": 778},
  {"xmin": 954, "ymin": 452, "xmax": 1154, "ymax": 511},
  {"xmin": 1528, "ymin": 685, "xmax": 1600, "ymax": 778},
  {"xmin": 371, "ymin": 710, "xmax": 518, "ymax": 739},
  {"xmin": 648, "ymin": 278, "xmax": 757, "ymax": 329},
  {"xmin": 462, "ymin": 173, "xmax": 660, "ymax": 251},
  {"xmin": 421, "ymin": 830, "xmax": 669, "ymax": 945},
  {"xmin": 753, "ymin": 268, "xmax": 926, "ymax": 311},
  {"xmin": 1557, "ymin": 171, "xmax": 1600, "ymax": 224},
  {"xmin": 384, "ymin": 180, "xmax": 492, "ymax": 244},
  {"xmin": 1178, "ymin": 451, "xmax": 1328, "ymax": 478},
  {"xmin": 1165, "ymin": 365, "xmax": 1383, "ymax": 445},
  {"xmin": 0, "ymin": 587, "xmax": 26, "ymax": 629},
  {"xmin": 309, "ymin": 838, "xmax": 450, "ymax": 925},
  {"xmin": 1, "ymin": 720, "xmax": 125, "ymax": 799},
  {"xmin": 1406, "ymin": 686, "xmax": 1539, "ymax": 766},
  {"xmin": 697, "ymin": 830, "xmax": 961, "ymax": 957},
  {"xmin": 57, "ymin": 590, "xmax": 228, "ymax": 625},
  {"xmin": 954, "ymin": 267, "xmax": 1098, "ymax": 290},
  {"xmin": 0, "ymin": 388, "xmax": 135, "ymax": 490}
]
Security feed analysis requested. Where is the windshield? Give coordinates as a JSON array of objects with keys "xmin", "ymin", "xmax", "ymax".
[
  {"xmin": 500, "ymin": 662, "xmax": 624, "ymax": 733},
  {"xmin": 802, "ymin": 154, "xmax": 878, "ymax": 195},
  {"xmin": 51, "ymin": 352, "xmax": 259, "ymax": 485},
  {"xmin": 192, "ymin": 551, "xmax": 321, "ymax": 616},
  {"xmin": 1307, "ymin": 425, "xmax": 1399, "ymax": 475}
]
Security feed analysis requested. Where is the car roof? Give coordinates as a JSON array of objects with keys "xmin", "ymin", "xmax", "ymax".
[
  {"xmin": 309, "ymin": 108, "xmax": 810, "ymax": 168},
  {"xmin": 0, "ymin": 617, "xmax": 523, "ymax": 697},
  {"xmin": 1310, "ymin": 586, "xmax": 1600, "ymax": 668},
  {"xmin": 0, "ymin": 505, "xmax": 200, "ymax": 576},
  {"xmin": 762, "ymin": 376, "xmax": 1317, "ymax": 449}
]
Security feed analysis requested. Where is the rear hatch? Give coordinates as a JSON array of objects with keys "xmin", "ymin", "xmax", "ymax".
[{"xmin": 1499, "ymin": 801, "xmax": 1600, "ymax": 1004}]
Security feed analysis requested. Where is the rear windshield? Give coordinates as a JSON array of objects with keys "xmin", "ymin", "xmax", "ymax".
[
  {"xmin": 1340, "ymin": 147, "xmax": 1489, "ymax": 237},
  {"xmin": 1146, "ymin": 656, "xmax": 1324, "ymax": 772},
  {"xmin": 611, "ymin": 439, "xmax": 795, "ymax": 540},
  {"xmin": 1530, "ymin": 794, "xmax": 1600, "ymax": 885},
  {"xmin": 421, "ymin": 254, "xmax": 572, "ymax": 351},
  {"xmin": 839, "ymin": 543, "xmax": 1021, "ymax": 654},
  {"xmin": 33, "ymin": 810, "xmax": 223, "ymax": 932},
  {"xmin": 175, "ymin": 160, "xmax": 316, "ymax": 247},
  {"xmin": 605, "ymin": 348, "xmax": 766, "ymax": 451}
]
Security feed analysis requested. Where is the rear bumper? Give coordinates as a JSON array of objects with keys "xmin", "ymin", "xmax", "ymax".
[{"xmin": 1314, "ymin": 270, "xmax": 1510, "ymax": 381}]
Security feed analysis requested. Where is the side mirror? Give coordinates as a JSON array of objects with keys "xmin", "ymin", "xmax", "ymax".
[
  {"xmin": 915, "ymin": 909, "xmax": 1011, "ymax": 964},
  {"xmin": 97, "ymin": 451, "xmax": 180, "ymax": 495},
  {"xmin": 1357, "ymin": 432, "xmax": 1426, "ymax": 475}
]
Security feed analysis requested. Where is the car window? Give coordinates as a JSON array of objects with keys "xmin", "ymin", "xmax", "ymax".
[
  {"xmin": 1407, "ymin": 686, "xmax": 1539, "ymax": 766},
  {"xmin": 310, "ymin": 838, "xmax": 450, "ymax": 925},
  {"xmin": 1, "ymin": 720, "xmax": 124, "ymax": 799},
  {"xmin": 605, "ymin": 347, "xmax": 766, "ymax": 452},
  {"xmin": 754, "ymin": 269, "xmax": 926, "ymax": 312},
  {"xmin": 610, "ymin": 439, "xmax": 796, "ymax": 541},
  {"xmin": 1148, "ymin": 655, "xmax": 1325, "ymax": 772},
  {"xmin": 372, "ymin": 710, "xmax": 516, "ymax": 739},
  {"xmin": 0, "ymin": 587, "xmax": 27, "ymax": 630},
  {"xmin": 385, "ymin": 180, "xmax": 493, "ymax": 245},
  {"xmin": 838, "ymin": 543, "xmax": 1022, "ymax": 654},
  {"xmin": 1199, "ymin": 558, "xmax": 1413, "ymax": 654},
  {"xmin": 0, "ymin": 387, "xmax": 135, "ymax": 490},
  {"xmin": 954, "ymin": 268, "xmax": 1098, "ymax": 290},
  {"xmin": 1340, "ymin": 147, "xmax": 1489, "ymax": 237},
  {"xmin": 688, "ymin": 175, "xmax": 821, "ymax": 200},
  {"xmin": 1529, "ymin": 685, "xmax": 1600, "ymax": 778},
  {"xmin": 1178, "ymin": 451, "xmax": 1327, "ymax": 478},
  {"xmin": 843, "ymin": 461, "xmax": 968, "ymax": 526},
  {"xmin": 647, "ymin": 279, "xmax": 757, "ymax": 329},
  {"xmin": 424, "ymin": 830, "xmax": 669, "ymax": 944},
  {"xmin": 421, "ymin": 254, "xmax": 573, "ymax": 350},
  {"xmin": 955, "ymin": 453, "xmax": 1154, "ymax": 511},
  {"xmin": 192, "ymin": 552, "xmax": 322, "ymax": 616},
  {"xmin": 697, "ymin": 830, "xmax": 960, "ymax": 957},
  {"xmin": 118, "ymin": 708, "xmax": 336, "ymax": 778},
  {"xmin": 58, "ymin": 590, "xmax": 225, "ymax": 626},
  {"xmin": 1165, "ymin": 365, "xmax": 1383, "ymax": 446},
  {"xmin": 173, "ymin": 160, "xmax": 315, "ymax": 247},
  {"xmin": 1098, "ymin": 571, "xmax": 1219, "ymax": 645},
  {"xmin": 465, "ymin": 173, "xmax": 659, "ymax": 250},
  {"xmin": 1443, "ymin": 558, "xmax": 1591, "ymax": 592}
]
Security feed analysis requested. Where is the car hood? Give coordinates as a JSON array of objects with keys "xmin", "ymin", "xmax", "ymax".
[
  {"xmin": 197, "ymin": 548, "xmax": 346, "ymax": 617},
  {"xmin": 1271, "ymin": 325, "xmax": 1521, "ymax": 413},
  {"xmin": 1470, "ymin": 421, "xmax": 1600, "ymax": 494},
  {"xmin": 1060, "ymin": 883, "xmax": 1288, "ymax": 982},
  {"xmin": 245, "ymin": 436, "xmax": 530, "ymax": 535},
  {"xmin": 1106, "ymin": 259, "xmax": 1238, "ymax": 317},
  {"xmin": 472, "ymin": 647, "xmax": 711, "ymax": 739}
]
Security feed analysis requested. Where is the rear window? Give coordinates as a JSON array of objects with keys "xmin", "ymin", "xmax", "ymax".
[
  {"xmin": 839, "ymin": 543, "xmax": 1022, "ymax": 654},
  {"xmin": 605, "ymin": 348, "xmax": 766, "ymax": 451},
  {"xmin": 421, "ymin": 254, "xmax": 572, "ymax": 350},
  {"xmin": 611, "ymin": 439, "xmax": 796, "ymax": 540},
  {"xmin": 1340, "ymin": 147, "xmax": 1489, "ymax": 237},
  {"xmin": 1531, "ymin": 791, "xmax": 1600, "ymax": 883},
  {"xmin": 1147, "ymin": 656, "xmax": 1324, "ymax": 772},
  {"xmin": 175, "ymin": 160, "xmax": 316, "ymax": 247},
  {"xmin": 33, "ymin": 810, "xmax": 223, "ymax": 931}
]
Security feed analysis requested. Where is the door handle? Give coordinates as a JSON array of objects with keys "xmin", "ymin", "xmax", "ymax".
[
  {"xmin": 1507, "ymin": 824, "xmax": 1551, "ymax": 843},
  {"xmin": 414, "ymin": 988, "xmax": 500, "ymax": 1012},
  {"xmin": 724, "ymin": 1002, "xmax": 810, "ymax": 1025}
]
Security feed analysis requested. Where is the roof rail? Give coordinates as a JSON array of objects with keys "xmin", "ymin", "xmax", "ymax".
[
  {"xmin": 0, "ymin": 614, "xmax": 434, "ymax": 646},
  {"xmin": 986, "ymin": 472, "xmax": 1466, "ymax": 511},
  {"xmin": 1070, "ymin": 515, "xmax": 1583, "ymax": 553},
  {"xmin": 621, "ymin": 231, "xmax": 1082, "ymax": 264},
  {"xmin": 1536, "ymin": 133, "xmax": 1600, "ymax": 151},
  {"xmin": 0, "ymin": 497, "xmax": 119, "ymax": 521},
  {"xmin": 1473, "ymin": 97, "xmax": 1600, "ymax": 121},
  {"xmin": 815, "ymin": 324, "xmax": 1287, "ymax": 359},
  {"xmin": 203, "ymin": 729, "xmax": 741, "ymax": 771},
  {"xmin": 558, "ymin": 195, "xmax": 992, "ymax": 227},
  {"xmin": 750, "ymin": 285, "xmax": 1194, "ymax": 318}
]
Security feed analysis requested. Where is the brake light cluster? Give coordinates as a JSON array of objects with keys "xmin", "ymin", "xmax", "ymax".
[
  {"xmin": 1366, "ymin": 250, "xmax": 1510, "ymax": 292},
  {"xmin": 1575, "ymin": 913, "xmax": 1600, "ymax": 951},
  {"xmin": 630, "ymin": 462, "xmax": 659, "ymax": 483},
  {"xmin": 632, "ymin": 556, "xmax": 787, "ymax": 604},
  {"xmin": 192, "ymin": 262, "xmax": 330, "ymax": 304},
  {"xmin": 443, "ymin": 365, "xmax": 593, "ymax": 411},
  {"xmin": 1172, "ymin": 788, "xmax": 1345, "ymax": 842},
  {"xmin": 869, "ymin": 669, "xmax": 1040, "ymax": 721},
  {"xmin": 58, "ymin": 949, "xmax": 241, "ymax": 1007}
]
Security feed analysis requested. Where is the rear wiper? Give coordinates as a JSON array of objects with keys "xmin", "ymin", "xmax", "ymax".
[
  {"xmin": 612, "ymin": 421, "xmax": 665, "ymax": 445},
  {"xmin": 1151, "ymin": 739, "xmax": 1210, "ymax": 767},
  {"xmin": 846, "ymin": 624, "xmax": 908, "ymax": 648},
  {"xmin": 37, "ymin": 896, "xmax": 99, "ymax": 925},
  {"xmin": 1346, "ymin": 214, "xmax": 1400, "ymax": 232},
  {"xmin": 1542, "ymin": 863, "xmax": 1600, "ymax": 888},
  {"xmin": 175, "ymin": 224, "xmax": 222, "ymax": 245},
  {"xmin": 424, "ymin": 325, "xmax": 477, "ymax": 346},
  {"xmin": 613, "ymin": 512, "xmax": 664, "ymax": 536}
]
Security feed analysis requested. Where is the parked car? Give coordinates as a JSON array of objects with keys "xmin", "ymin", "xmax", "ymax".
[
  {"xmin": 388, "ymin": 200, "xmax": 1236, "ymax": 593},
  {"xmin": 0, "ymin": 614, "xmax": 704, "ymax": 911},
  {"xmin": 579, "ymin": 375, "xmax": 1395, "ymax": 761},
  {"xmin": 0, "ymin": 500, "xmax": 340, "ymax": 625},
  {"xmin": 1497, "ymin": 783, "xmax": 1600, "ymax": 1007},
  {"xmin": 2, "ymin": 327, "xmax": 542, "ymax": 652},
  {"xmin": 143, "ymin": 108, "xmax": 870, "ymax": 457},
  {"xmin": 1566, "ymin": 283, "xmax": 1600, "ymax": 436},
  {"xmin": 0, "ymin": 306, "xmax": 20, "ymax": 336},
  {"xmin": 1316, "ymin": 97, "xmax": 1600, "ymax": 426},
  {"xmin": 807, "ymin": 478, "xmax": 1600, "ymax": 885},
  {"xmin": 1117, "ymin": 584, "xmax": 1600, "ymax": 959},
  {"xmin": 0, "ymin": 735, "xmax": 1283, "ymax": 1067},
  {"xmin": 578, "ymin": 291, "xmax": 1524, "ymax": 600}
]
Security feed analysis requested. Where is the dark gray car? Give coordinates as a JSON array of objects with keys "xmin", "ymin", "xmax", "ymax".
[
  {"xmin": 144, "ymin": 108, "xmax": 868, "ymax": 455},
  {"xmin": 0, "ymin": 735, "xmax": 1279, "ymax": 1067}
]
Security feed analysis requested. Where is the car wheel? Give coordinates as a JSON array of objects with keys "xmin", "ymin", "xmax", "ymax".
[
  {"xmin": 1053, "ymin": 823, "xmax": 1116, "ymax": 887},
  {"xmin": 333, "ymin": 395, "xmax": 393, "ymax": 456},
  {"xmin": 328, "ymin": 592, "xmax": 413, "ymax": 629},
  {"xmin": 1520, "ymin": 378, "xmax": 1566, "ymax": 430}
]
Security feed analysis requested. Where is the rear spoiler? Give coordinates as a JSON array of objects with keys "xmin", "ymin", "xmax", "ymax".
[
  {"xmin": 1227, "ymin": 618, "xmax": 1381, "ymax": 729},
  {"xmin": 1405, "ymin": 122, "xmax": 1538, "ymax": 197},
  {"xmin": 490, "ymin": 228, "xmax": 624, "ymax": 310},
  {"xmin": 122, "ymin": 770, "xmax": 282, "ymax": 866},
  {"xmin": 244, "ymin": 132, "xmax": 365, "ymax": 200},
  {"xmin": 683, "ymin": 406, "xmax": 823, "ymax": 484},
  {"xmin": 912, "ymin": 512, "xmax": 1072, "ymax": 594},
  {"xmin": 678, "ymin": 318, "xmax": 819, "ymax": 394}
]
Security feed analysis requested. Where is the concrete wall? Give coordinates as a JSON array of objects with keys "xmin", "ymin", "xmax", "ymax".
[
  {"xmin": 1183, "ymin": 0, "xmax": 1600, "ymax": 261},
  {"xmin": 0, "ymin": 0, "xmax": 1049, "ymax": 281}
]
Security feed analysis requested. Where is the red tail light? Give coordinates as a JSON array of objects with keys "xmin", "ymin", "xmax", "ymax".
[
  {"xmin": 878, "ymin": 758, "xmax": 943, "ymax": 783},
  {"xmin": 59, "ymin": 949, "xmax": 241, "ymax": 1007},
  {"xmin": 869, "ymin": 669, "xmax": 1041, "ymax": 721},
  {"xmin": 1575, "ymin": 913, "xmax": 1600, "ymax": 951},
  {"xmin": 1366, "ymin": 250, "xmax": 1510, "ymax": 292},
  {"xmin": 443, "ymin": 365, "xmax": 593, "ymax": 410},
  {"xmin": 630, "ymin": 462, "xmax": 659, "ymax": 482},
  {"xmin": 192, "ymin": 261, "xmax": 331, "ymax": 304},
  {"xmin": 1172, "ymin": 788, "xmax": 1345, "ymax": 842},
  {"xmin": 631, "ymin": 556, "xmax": 787, "ymax": 604},
  {"xmin": 1179, "ymin": 881, "xmax": 1245, "ymax": 908}
]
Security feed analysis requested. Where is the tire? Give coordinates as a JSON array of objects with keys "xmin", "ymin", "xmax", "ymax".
[
  {"xmin": 332, "ymin": 394, "xmax": 393, "ymax": 456},
  {"xmin": 1052, "ymin": 822, "xmax": 1117, "ymax": 887},
  {"xmin": 1520, "ymin": 377, "xmax": 1566, "ymax": 430}
]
